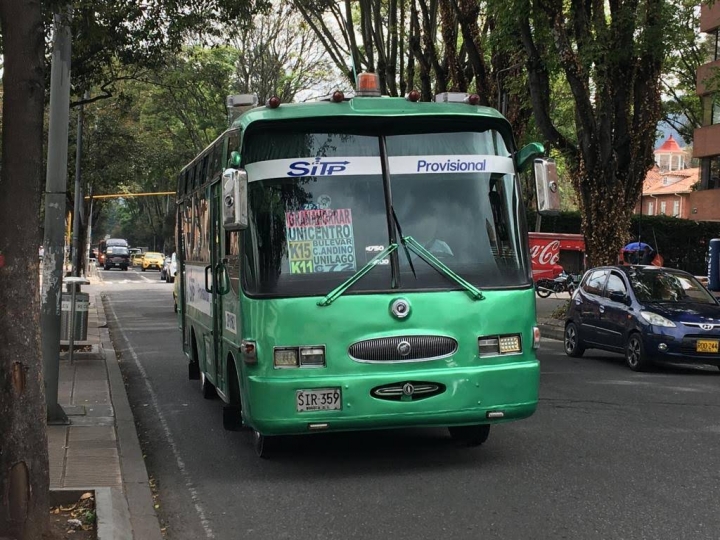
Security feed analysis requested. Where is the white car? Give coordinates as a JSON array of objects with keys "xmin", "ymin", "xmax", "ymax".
[{"xmin": 160, "ymin": 252, "xmax": 177, "ymax": 283}]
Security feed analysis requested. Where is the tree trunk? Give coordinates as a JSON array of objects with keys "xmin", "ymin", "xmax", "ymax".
[
  {"xmin": 574, "ymin": 161, "xmax": 635, "ymax": 267},
  {"xmin": 0, "ymin": 0, "xmax": 51, "ymax": 538}
]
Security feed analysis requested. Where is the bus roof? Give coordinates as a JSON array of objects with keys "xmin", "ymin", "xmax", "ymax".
[{"xmin": 230, "ymin": 96, "xmax": 509, "ymax": 131}]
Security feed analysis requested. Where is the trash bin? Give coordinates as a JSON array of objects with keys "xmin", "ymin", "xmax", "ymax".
[{"xmin": 60, "ymin": 291, "xmax": 89, "ymax": 341}]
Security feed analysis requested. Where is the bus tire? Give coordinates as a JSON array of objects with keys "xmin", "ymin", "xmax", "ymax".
[
  {"xmin": 223, "ymin": 358, "xmax": 244, "ymax": 431},
  {"xmin": 188, "ymin": 331, "xmax": 200, "ymax": 380},
  {"xmin": 200, "ymin": 370, "xmax": 217, "ymax": 399},
  {"xmin": 448, "ymin": 424, "xmax": 490, "ymax": 447},
  {"xmin": 253, "ymin": 430, "xmax": 274, "ymax": 459}
]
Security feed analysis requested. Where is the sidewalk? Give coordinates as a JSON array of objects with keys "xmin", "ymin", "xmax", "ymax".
[{"xmin": 48, "ymin": 281, "xmax": 163, "ymax": 539}]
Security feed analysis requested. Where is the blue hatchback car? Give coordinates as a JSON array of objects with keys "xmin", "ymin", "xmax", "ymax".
[{"xmin": 564, "ymin": 265, "xmax": 720, "ymax": 371}]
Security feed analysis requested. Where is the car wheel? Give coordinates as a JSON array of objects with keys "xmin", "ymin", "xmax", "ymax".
[
  {"xmin": 168, "ymin": 276, "xmax": 174, "ymax": 284},
  {"xmin": 448, "ymin": 424, "xmax": 490, "ymax": 447},
  {"xmin": 173, "ymin": 300, "xmax": 178, "ymax": 313},
  {"xmin": 103, "ymin": 265, "xmax": 109, "ymax": 271},
  {"xmin": 141, "ymin": 267, "xmax": 146, "ymax": 272},
  {"xmin": 564, "ymin": 322, "xmax": 585, "ymax": 357},
  {"xmin": 625, "ymin": 332, "xmax": 651, "ymax": 372}
]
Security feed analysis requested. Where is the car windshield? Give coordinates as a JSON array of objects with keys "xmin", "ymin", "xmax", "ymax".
[
  {"xmin": 241, "ymin": 123, "xmax": 530, "ymax": 297},
  {"xmin": 106, "ymin": 246, "xmax": 128, "ymax": 255},
  {"xmin": 628, "ymin": 269, "xmax": 718, "ymax": 305}
]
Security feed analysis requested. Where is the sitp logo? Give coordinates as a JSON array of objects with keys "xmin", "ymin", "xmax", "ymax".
[
  {"xmin": 288, "ymin": 158, "xmax": 350, "ymax": 177},
  {"xmin": 530, "ymin": 240, "xmax": 560, "ymax": 266}
]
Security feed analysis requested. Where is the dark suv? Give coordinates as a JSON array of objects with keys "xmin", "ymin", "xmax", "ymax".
[{"xmin": 103, "ymin": 239, "xmax": 130, "ymax": 271}]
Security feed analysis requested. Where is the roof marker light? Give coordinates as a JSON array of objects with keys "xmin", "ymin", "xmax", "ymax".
[
  {"xmin": 406, "ymin": 89, "xmax": 420, "ymax": 102},
  {"xmin": 266, "ymin": 96, "xmax": 281, "ymax": 109},
  {"xmin": 331, "ymin": 90, "xmax": 345, "ymax": 103},
  {"xmin": 356, "ymin": 72, "xmax": 381, "ymax": 97},
  {"xmin": 466, "ymin": 94, "xmax": 481, "ymax": 106}
]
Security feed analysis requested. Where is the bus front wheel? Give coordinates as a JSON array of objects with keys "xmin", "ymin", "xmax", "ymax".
[
  {"xmin": 253, "ymin": 430, "xmax": 274, "ymax": 458},
  {"xmin": 448, "ymin": 424, "xmax": 490, "ymax": 447}
]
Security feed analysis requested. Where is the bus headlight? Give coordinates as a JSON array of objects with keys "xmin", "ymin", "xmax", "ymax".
[
  {"xmin": 299, "ymin": 346, "xmax": 325, "ymax": 367},
  {"xmin": 478, "ymin": 334, "xmax": 523, "ymax": 357},
  {"xmin": 273, "ymin": 346, "xmax": 326, "ymax": 368},
  {"xmin": 274, "ymin": 348, "xmax": 299, "ymax": 368}
]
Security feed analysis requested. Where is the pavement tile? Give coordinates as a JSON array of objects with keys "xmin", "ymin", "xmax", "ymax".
[
  {"xmin": 68, "ymin": 425, "xmax": 116, "ymax": 442},
  {"xmin": 65, "ymin": 451, "xmax": 121, "ymax": 487}
]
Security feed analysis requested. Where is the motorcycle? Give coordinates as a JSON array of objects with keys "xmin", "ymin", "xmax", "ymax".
[{"xmin": 535, "ymin": 271, "xmax": 579, "ymax": 298}]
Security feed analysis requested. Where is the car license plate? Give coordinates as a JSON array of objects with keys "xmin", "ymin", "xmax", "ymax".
[
  {"xmin": 696, "ymin": 340, "xmax": 719, "ymax": 353},
  {"xmin": 296, "ymin": 388, "xmax": 341, "ymax": 412}
]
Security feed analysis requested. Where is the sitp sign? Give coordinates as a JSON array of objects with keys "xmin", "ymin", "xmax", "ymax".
[{"xmin": 530, "ymin": 239, "xmax": 560, "ymax": 266}]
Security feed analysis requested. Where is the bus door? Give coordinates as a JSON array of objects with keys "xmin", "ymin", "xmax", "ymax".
[{"xmin": 208, "ymin": 179, "xmax": 229, "ymax": 390}]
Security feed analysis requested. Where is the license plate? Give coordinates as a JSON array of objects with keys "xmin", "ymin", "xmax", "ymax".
[
  {"xmin": 296, "ymin": 388, "xmax": 341, "ymax": 412},
  {"xmin": 696, "ymin": 340, "xmax": 719, "ymax": 353}
]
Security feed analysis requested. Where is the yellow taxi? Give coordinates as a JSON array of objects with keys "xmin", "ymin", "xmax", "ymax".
[
  {"xmin": 131, "ymin": 252, "xmax": 144, "ymax": 266},
  {"xmin": 141, "ymin": 252, "xmax": 164, "ymax": 271}
]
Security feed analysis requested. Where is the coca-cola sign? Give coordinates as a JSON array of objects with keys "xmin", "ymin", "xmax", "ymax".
[{"xmin": 530, "ymin": 240, "xmax": 560, "ymax": 266}]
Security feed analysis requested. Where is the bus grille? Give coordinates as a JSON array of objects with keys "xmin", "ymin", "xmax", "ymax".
[
  {"xmin": 349, "ymin": 336, "xmax": 458, "ymax": 362},
  {"xmin": 371, "ymin": 381, "xmax": 445, "ymax": 401}
]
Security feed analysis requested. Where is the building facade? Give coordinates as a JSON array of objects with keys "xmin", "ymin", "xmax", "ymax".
[{"xmin": 692, "ymin": 1, "xmax": 720, "ymax": 220}]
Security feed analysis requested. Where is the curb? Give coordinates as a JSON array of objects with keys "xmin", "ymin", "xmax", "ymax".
[
  {"xmin": 97, "ymin": 294, "xmax": 164, "ymax": 540},
  {"xmin": 538, "ymin": 321, "xmax": 564, "ymax": 342}
]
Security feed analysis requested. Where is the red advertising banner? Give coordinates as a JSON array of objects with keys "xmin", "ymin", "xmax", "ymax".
[{"xmin": 529, "ymin": 232, "xmax": 585, "ymax": 281}]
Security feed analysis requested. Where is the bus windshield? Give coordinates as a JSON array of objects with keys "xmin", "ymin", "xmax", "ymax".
[{"xmin": 242, "ymin": 127, "xmax": 529, "ymax": 297}]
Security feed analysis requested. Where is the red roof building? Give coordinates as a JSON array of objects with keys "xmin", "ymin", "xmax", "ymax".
[{"xmin": 634, "ymin": 134, "xmax": 720, "ymax": 221}]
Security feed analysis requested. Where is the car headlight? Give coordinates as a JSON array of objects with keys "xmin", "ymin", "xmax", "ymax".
[{"xmin": 640, "ymin": 311, "xmax": 676, "ymax": 328}]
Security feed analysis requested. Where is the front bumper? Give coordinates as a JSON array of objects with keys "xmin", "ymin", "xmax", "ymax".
[
  {"xmin": 643, "ymin": 332, "xmax": 720, "ymax": 366},
  {"xmin": 144, "ymin": 263, "xmax": 162, "ymax": 269},
  {"xmin": 244, "ymin": 361, "xmax": 540, "ymax": 435}
]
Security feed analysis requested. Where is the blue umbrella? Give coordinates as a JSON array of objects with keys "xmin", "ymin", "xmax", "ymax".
[{"xmin": 624, "ymin": 242, "xmax": 652, "ymax": 251}]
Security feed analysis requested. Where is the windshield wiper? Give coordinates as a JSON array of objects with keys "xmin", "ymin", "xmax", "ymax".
[
  {"xmin": 402, "ymin": 236, "xmax": 484, "ymax": 301},
  {"xmin": 317, "ymin": 243, "xmax": 398, "ymax": 307},
  {"xmin": 391, "ymin": 206, "xmax": 416, "ymax": 279}
]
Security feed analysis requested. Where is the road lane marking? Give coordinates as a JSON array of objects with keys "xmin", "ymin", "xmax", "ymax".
[{"xmin": 108, "ymin": 302, "xmax": 215, "ymax": 539}]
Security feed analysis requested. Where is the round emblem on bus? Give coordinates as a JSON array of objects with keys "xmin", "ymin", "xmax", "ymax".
[
  {"xmin": 701, "ymin": 323, "xmax": 714, "ymax": 330},
  {"xmin": 390, "ymin": 298, "xmax": 411, "ymax": 319},
  {"xmin": 397, "ymin": 340, "xmax": 412, "ymax": 357},
  {"xmin": 402, "ymin": 382, "xmax": 415, "ymax": 396}
]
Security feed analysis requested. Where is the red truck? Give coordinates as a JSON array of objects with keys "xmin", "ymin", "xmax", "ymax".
[{"xmin": 529, "ymin": 232, "xmax": 585, "ymax": 281}]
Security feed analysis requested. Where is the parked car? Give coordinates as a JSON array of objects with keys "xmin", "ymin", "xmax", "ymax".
[
  {"xmin": 160, "ymin": 253, "xmax": 177, "ymax": 283},
  {"xmin": 103, "ymin": 245, "xmax": 130, "ymax": 271},
  {"xmin": 564, "ymin": 265, "xmax": 720, "ymax": 371},
  {"xmin": 141, "ymin": 252, "xmax": 164, "ymax": 272}
]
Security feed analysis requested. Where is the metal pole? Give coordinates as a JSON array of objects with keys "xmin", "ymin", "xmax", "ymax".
[
  {"xmin": 68, "ymin": 285, "xmax": 77, "ymax": 365},
  {"xmin": 72, "ymin": 93, "xmax": 87, "ymax": 277},
  {"xmin": 86, "ymin": 185, "xmax": 93, "ymax": 269},
  {"xmin": 41, "ymin": 11, "xmax": 72, "ymax": 425}
]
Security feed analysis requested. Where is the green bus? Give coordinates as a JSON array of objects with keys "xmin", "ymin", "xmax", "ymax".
[{"xmin": 175, "ymin": 74, "xmax": 560, "ymax": 457}]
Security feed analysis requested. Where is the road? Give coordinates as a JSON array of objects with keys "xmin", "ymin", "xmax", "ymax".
[{"xmin": 99, "ymin": 269, "xmax": 720, "ymax": 540}]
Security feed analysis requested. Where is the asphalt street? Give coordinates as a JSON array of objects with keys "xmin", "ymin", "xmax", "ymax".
[{"xmin": 99, "ymin": 267, "xmax": 720, "ymax": 540}]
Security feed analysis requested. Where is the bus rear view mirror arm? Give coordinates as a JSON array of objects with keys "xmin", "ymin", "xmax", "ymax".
[{"xmin": 222, "ymin": 168, "xmax": 249, "ymax": 231}]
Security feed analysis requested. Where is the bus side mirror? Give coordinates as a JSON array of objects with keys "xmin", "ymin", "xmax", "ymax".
[
  {"xmin": 517, "ymin": 142, "xmax": 544, "ymax": 172},
  {"xmin": 533, "ymin": 158, "xmax": 561, "ymax": 216},
  {"xmin": 222, "ymin": 168, "xmax": 248, "ymax": 231}
]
